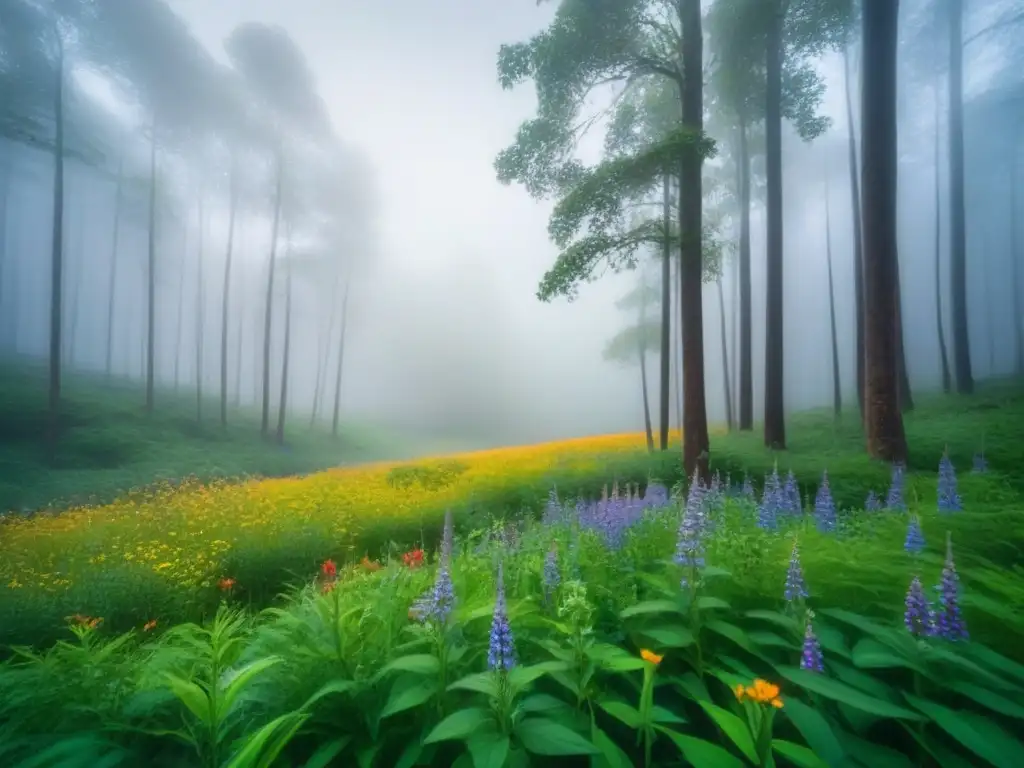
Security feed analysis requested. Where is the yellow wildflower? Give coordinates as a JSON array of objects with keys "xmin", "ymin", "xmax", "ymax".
[{"xmin": 640, "ymin": 649, "xmax": 663, "ymax": 665}]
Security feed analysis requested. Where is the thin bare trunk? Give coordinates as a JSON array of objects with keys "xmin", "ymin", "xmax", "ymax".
[
  {"xmin": 658, "ymin": 173, "xmax": 671, "ymax": 449},
  {"xmin": 235, "ymin": 282, "xmax": 246, "ymax": 407},
  {"xmin": 949, "ymin": 0, "xmax": 973, "ymax": 392},
  {"xmin": 47, "ymin": 40, "xmax": 66, "ymax": 464},
  {"xmin": 276, "ymin": 256, "xmax": 292, "ymax": 445},
  {"xmin": 934, "ymin": 85, "xmax": 952, "ymax": 392},
  {"xmin": 825, "ymin": 179, "xmax": 842, "ymax": 418},
  {"xmin": 174, "ymin": 224, "xmax": 188, "ymax": 392},
  {"xmin": 737, "ymin": 117, "xmax": 753, "ymax": 430},
  {"xmin": 105, "ymin": 155, "xmax": 124, "ymax": 378},
  {"xmin": 145, "ymin": 118, "xmax": 157, "ymax": 413},
  {"xmin": 331, "ymin": 275, "xmax": 353, "ymax": 438},
  {"xmin": 261, "ymin": 149, "xmax": 284, "ymax": 437},
  {"xmin": 844, "ymin": 44, "xmax": 866, "ymax": 420},
  {"xmin": 196, "ymin": 192, "xmax": 205, "ymax": 422},
  {"xmin": 1011, "ymin": 151, "xmax": 1023, "ymax": 375},
  {"xmin": 717, "ymin": 278, "xmax": 734, "ymax": 430},
  {"xmin": 311, "ymin": 272, "xmax": 342, "ymax": 429},
  {"xmin": 640, "ymin": 345, "xmax": 654, "ymax": 452},
  {"xmin": 220, "ymin": 157, "xmax": 238, "ymax": 428}
]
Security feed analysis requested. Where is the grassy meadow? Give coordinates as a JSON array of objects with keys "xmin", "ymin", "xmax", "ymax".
[{"xmin": 0, "ymin": 373, "xmax": 1022, "ymax": 766}]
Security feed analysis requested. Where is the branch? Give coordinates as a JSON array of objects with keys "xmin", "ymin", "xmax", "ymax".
[{"xmin": 964, "ymin": 9, "xmax": 1024, "ymax": 47}]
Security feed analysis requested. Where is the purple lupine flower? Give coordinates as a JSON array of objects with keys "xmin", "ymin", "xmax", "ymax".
[
  {"xmin": 865, "ymin": 490, "xmax": 883, "ymax": 512},
  {"xmin": 643, "ymin": 481, "xmax": 669, "ymax": 508},
  {"xmin": 487, "ymin": 561, "xmax": 516, "ymax": 671},
  {"xmin": 741, "ymin": 473, "xmax": 755, "ymax": 501},
  {"xmin": 904, "ymin": 514, "xmax": 925, "ymax": 554},
  {"xmin": 784, "ymin": 540, "xmax": 809, "ymax": 603},
  {"xmin": 542, "ymin": 542, "xmax": 560, "ymax": 600},
  {"xmin": 757, "ymin": 468, "xmax": 782, "ymax": 530},
  {"xmin": 814, "ymin": 471, "xmax": 837, "ymax": 534},
  {"xmin": 937, "ymin": 451, "xmax": 962, "ymax": 513},
  {"xmin": 800, "ymin": 617, "xmax": 825, "ymax": 673},
  {"xmin": 412, "ymin": 511, "xmax": 456, "ymax": 624},
  {"xmin": 904, "ymin": 575, "xmax": 932, "ymax": 637},
  {"xmin": 886, "ymin": 465, "xmax": 906, "ymax": 512},
  {"xmin": 783, "ymin": 471, "xmax": 801, "ymax": 515},
  {"xmin": 933, "ymin": 532, "xmax": 968, "ymax": 641},
  {"xmin": 972, "ymin": 452, "xmax": 988, "ymax": 474},
  {"xmin": 542, "ymin": 486, "xmax": 562, "ymax": 526},
  {"xmin": 674, "ymin": 469, "xmax": 706, "ymax": 587}
]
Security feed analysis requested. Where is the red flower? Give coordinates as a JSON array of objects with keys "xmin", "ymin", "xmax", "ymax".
[
  {"xmin": 321, "ymin": 559, "xmax": 338, "ymax": 580},
  {"xmin": 402, "ymin": 549, "xmax": 425, "ymax": 568},
  {"xmin": 218, "ymin": 577, "xmax": 236, "ymax": 592}
]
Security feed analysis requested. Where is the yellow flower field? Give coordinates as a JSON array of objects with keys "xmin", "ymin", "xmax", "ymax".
[{"xmin": 0, "ymin": 431, "xmax": 678, "ymax": 595}]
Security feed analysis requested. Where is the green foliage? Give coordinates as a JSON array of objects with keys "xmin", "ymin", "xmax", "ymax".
[
  {"xmin": 603, "ymin": 322, "xmax": 661, "ymax": 366},
  {"xmin": 387, "ymin": 461, "xmax": 470, "ymax": 492}
]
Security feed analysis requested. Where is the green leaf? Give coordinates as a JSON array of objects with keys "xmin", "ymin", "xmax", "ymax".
[
  {"xmin": 697, "ymin": 702, "xmax": 758, "ymax": 763},
  {"xmin": 835, "ymin": 731, "xmax": 914, "ymax": 768},
  {"xmin": 466, "ymin": 732, "xmax": 510, "ymax": 768},
  {"xmin": 771, "ymin": 740, "xmax": 830, "ymax": 768},
  {"xmin": 701, "ymin": 565, "xmax": 733, "ymax": 580},
  {"xmin": 519, "ymin": 693, "xmax": 570, "ymax": 714},
  {"xmin": 923, "ymin": 645, "xmax": 1021, "ymax": 692},
  {"xmin": 851, "ymin": 639, "xmax": 922, "ymax": 673},
  {"xmin": 675, "ymin": 671, "xmax": 712, "ymax": 702},
  {"xmin": 302, "ymin": 737, "xmax": 351, "ymax": 768},
  {"xmin": 747, "ymin": 631, "xmax": 793, "ymax": 649},
  {"xmin": 598, "ymin": 699, "xmax": 642, "ymax": 729},
  {"xmin": 377, "ymin": 654, "xmax": 441, "ymax": 678},
  {"xmin": 943, "ymin": 681, "xmax": 1024, "ymax": 719},
  {"xmin": 828, "ymin": 660, "xmax": 898, "ymax": 701},
  {"xmin": 620, "ymin": 599, "xmax": 684, "ymax": 618},
  {"xmin": 903, "ymin": 694, "xmax": 1024, "ymax": 768},
  {"xmin": 650, "ymin": 705, "xmax": 686, "ymax": 725},
  {"xmin": 961, "ymin": 644, "xmax": 1024, "ymax": 685},
  {"xmin": 223, "ymin": 712, "xmax": 309, "ymax": 768},
  {"xmin": 381, "ymin": 676, "xmax": 438, "ymax": 719},
  {"xmin": 448, "ymin": 672, "xmax": 501, "ymax": 697},
  {"xmin": 508, "ymin": 661, "xmax": 565, "ymax": 692},
  {"xmin": 704, "ymin": 620, "xmax": 757, "ymax": 653},
  {"xmin": 514, "ymin": 718, "xmax": 599, "ymax": 756},
  {"xmin": 600, "ymin": 655, "xmax": 648, "ymax": 672},
  {"xmin": 301, "ymin": 679, "xmax": 355, "ymax": 711},
  {"xmin": 424, "ymin": 708, "xmax": 495, "ymax": 744},
  {"xmin": 639, "ymin": 626, "xmax": 695, "ymax": 648},
  {"xmin": 697, "ymin": 596, "xmax": 731, "ymax": 611},
  {"xmin": 162, "ymin": 674, "xmax": 211, "ymax": 726},
  {"xmin": 590, "ymin": 720, "xmax": 633, "ymax": 768},
  {"xmin": 745, "ymin": 610, "xmax": 801, "ymax": 635},
  {"xmin": 219, "ymin": 657, "xmax": 284, "ymax": 720},
  {"xmin": 656, "ymin": 726, "xmax": 747, "ymax": 768},
  {"xmin": 776, "ymin": 667, "xmax": 924, "ymax": 720},
  {"xmin": 780, "ymin": 696, "xmax": 846, "ymax": 766}
]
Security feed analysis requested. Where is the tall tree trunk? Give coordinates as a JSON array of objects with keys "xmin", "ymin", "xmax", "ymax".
[
  {"xmin": 331, "ymin": 276, "xmax": 353, "ymax": 438},
  {"xmin": 1010, "ymin": 151, "xmax": 1023, "ymax": 375},
  {"xmin": 674, "ymin": 248, "xmax": 683, "ymax": 435},
  {"xmin": 261, "ymin": 148, "xmax": 284, "ymax": 437},
  {"xmin": 948, "ymin": 0, "xmax": 973, "ymax": 393},
  {"xmin": 825, "ymin": 181, "xmax": 842, "ymax": 418},
  {"xmin": 196, "ymin": 191, "xmax": 205, "ymax": 422},
  {"xmin": 984, "ymin": 242, "xmax": 995, "ymax": 376},
  {"xmin": 763, "ymin": 0, "xmax": 786, "ymax": 450},
  {"xmin": 861, "ymin": 0, "xmax": 908, "ymax": 463},
  {"xmin": 639, "ymin": 348, "xmax": 654, "ymax": 452},
  {"xmin": 173, "ymin": 224, "xmax": 187, "ymax": 393},
  {"xmin": 276, "ymin": 256, "xmax": 292, "ymax": 445},
  {"xmin": 894, "ymin": 271, "xmax": 914, "ymax": 410},
  {"xmin": 220, "ymin": 157, "xmax": 238, "ymax": 428},
  {"xmin": 934, "ymin": 85, "xmax": 952, "ymax": 393},
  {"xmin": 66, "ymin": 212, "xmax": 83, "ymax": 366},
  {"xmin": 0, "ymin": 162, "xmax": 10, "ymax": 348},
  {"xmin": 145, "ymin": 118, "xmax": 158, "ymax": 413},
  {"xmin": 47, "ymin": 39, "xmax": 66, "ymax": 464},
  {"xmin": 717, "ymin": 278, "xmax": 734, "ymax": 429},
  {"xmin": 843, "ymin": 44, "xmax": 866, "ymax": 420},
  {"xmin": 679, "ymin": 0, "xmax": 710, "ymax": 480},
  {"xmin": 732, "ymin": 251, "xmax": 740, "ymax": 421},
  {"xmin": 234, "ymin": 285, "xmax": 246, "ymax": 406},
  {"xmin": 104, "ymin": 154, "xmax": 124, "ymax": 378},
  {"xmin": 658, "ymin": 173, "xmax": 671, "ymax": 449},
  {"xmin": 311, "ymin": 271, "xmax": 342, "ymax": 429},
  {"xmin": 737, "ymin": 117, "xmax": 754, "ymax": 430}
]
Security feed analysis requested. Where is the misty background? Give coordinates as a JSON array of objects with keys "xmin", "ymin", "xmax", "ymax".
[{"xmin": 0, "ymin": 0, "xmax": 1020, "ymax": 449}]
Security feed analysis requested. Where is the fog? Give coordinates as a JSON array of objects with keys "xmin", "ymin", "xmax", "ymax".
[{"xmin": 0, "ymin": 0, "xmax": 1021, "ymax": 448}]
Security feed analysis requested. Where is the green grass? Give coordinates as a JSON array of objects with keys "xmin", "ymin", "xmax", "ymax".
[{"xmin": 0, "ymin": 358, "xmax": 475, "ymax": 514}]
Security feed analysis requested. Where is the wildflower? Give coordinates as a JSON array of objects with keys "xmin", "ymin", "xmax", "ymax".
[
  {"xmin": 487, "ymin": 561, "xmax": 516, "ymax": 671},
  {"xmin": 360, "ymin": 556, "xmax": 381, "ymax": 572},
  {"xmin": 783, "ymin": 471, "xmax": 801, "ymax": 515},
  {"xmin": 674, "ymin": 468, "xmax": 706, "ymax": 587},
  {"xmin": 933, "ymin": 532, "xmax": 968, "ymax": 641},
  {"xmin": 217, "ymin": 577, "xmax": 236, "ymax": 592},
  {"xmin": 971, "ymin": 452, "xmax": 988, "ymax": 474},
  {"xmin": 886, "ymin": 465, "xmax": 906, "ymax": 511},
  {"xmin": 813, "ymin": 471, "xmax": 837, "ymax": 534},
  {"xmin": 67, "ymin": 614, "xmax": 103, "ymax": 631},
  {"xmin": 784, "ymin": 540, "xmax": 809, "ymax": 603},
  {"xmin": 758, "ymin": 468, "xmax": 782, "ymax": 530},
  {"xmin": 542, "ymin": 542, "xmax": 560, "ymax": 600},
  {"xmin": 734, "ymin": 679, "xmax": 784, "ymax": 709},
  {"xmin": 640, "ymin": 649, "xmax": 663, "ymax": 665},
  {"xmin": 412, "ymin": 515, "xmax": 457, "ymax": 625},
  {"xmin": 865, "ymin": 490, "xmax": 882, "ymax": 512},
  {"xmin": 800, "ymin": 615, "xmax": 824, "ymax": 673},
  {"xmin": 321, "ymin": 559, "xmax": 338, "ymax": 580},
  {"xmin": 904, "ymin": 575, "xmax": 932, "ymax": 637},
  {"xmin": 542, "ymin": 486, "xmax": 562, "ymax": 526},
  {"xmin": 143, "ymin": 619, "xmax": 157, "ymax": 632},
  {"xmin": 741, "ymin": 473, "xmax": 755, "ymax": 501},
  {"xmin": 937, "ymin": 450, "xmax": 962, "ymax": 513},
  {"xmin": 904, "ymin": 515, "xmax": 925, "ymax": 555},
  {"xmin": 403, "ymin": 549, "xmax": 425, "ymax": 568}
]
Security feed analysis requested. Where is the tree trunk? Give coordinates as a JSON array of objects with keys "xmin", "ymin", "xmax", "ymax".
[
  {"xmin": 331, "ymin": 276, "xmax": 353, "ymax": 438},
  {"xmin": 234, "ymin": 285, "xmax": 246, "ymax": 406},
  {"xmin": 66, "ymin": 213, "xmax": 84, "ymax": 366},
  {"xmin": 1010, "ymin": 152, "xmax": 1023, "ymax": 375},
  {"xmin": 639, "ymin": 344, "xmax": 654, "ymax": 452},
  {"xmin": 275, "ymin": 257, "xmax": 292, "ymax": 445},
  {"xmin": 763, "ymin": 1, "xmax": 786, "ymax": 450},
  {"xmin": 732, "ymin": 251, "xmax": 739, "ymax": 422},
  {"xmin": 843, "ymin": 44, "xmax": 866, "ymax": 420},
  {"xmin": 934, "ymin": 85, "xmax": 952, "ymax": 393},
  {"xmin": 984, "ymin": 241, "xmax": 995, "ymax": 375},
  {"xmin": 311, "ymin": 271, "xmax": 342, "ymax": 429},
  {"xmin": 861, "ymin": 0, "xmax": 908, "ymax": 463},
  {"xmin": 173, "ymin": 224, "xmax": 187, "ymax": 393},
  {"xmin": 0, "ymin": 162, "xmax": 10, "ymax": 349},
  {"xmin": 196, "ymin": 191, "xmax": 205, "ymax": 422},
  {"xmin": 261, "ymin": 148, "xmax": 284, "ymax": 438},
  {"xmin": 145, "ymin": 118, "xmax": 157, "ymax": 413},
  {"xmin": 948, "ymin": 0, "xmax": 973, "ymax": 393},
  {"xmin": 894, "ymin": 271, "xmax": 914, "ymax": 410},
  {"xmin": 105, "ymin": 154, "xmax": 124, "ymax": 378},
  {"xmin": 737, "ymin": 117, "xmax": 754, "ymax": 430},
  {"xmin": 679, "ymin": 0, "xmax": 710, "ymax": 480},
  {"xmin": 47, "ymin": 40, "xmax": 66, "ymax": 465},
  {"xmin": 220, "ymin": 157, "xmax": 238, "ymax": 428},
  {"xmin": 717, "ymin": 277, "xmax": 734, "ymax": 430},
  {"xmin": 825, "ymin": 181, "xmax": 842, "ymax": 418},
  {"xmin": 658, "ymin": 172, "xmax": 671, "ymax": 449},
  {"xmin": 674, "ymin": 246, "xmax": 683, "ymax": 435}
]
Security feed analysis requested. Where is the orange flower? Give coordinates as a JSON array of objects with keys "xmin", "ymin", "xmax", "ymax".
[
  {"xmin": 321, "ymin": 580, "xmax": 337, "ymax": 595},
  {"xmin": 321, "ymin": 559, "xmax": 338, "ymax": 580},
  {"xmin": 403, "ymin": 549, "xmax": 425, "ymax": 568},
  {"xmin": 66, "ymin": 614, "xmax": 103, "ymax": 630},
  {"xmin": 735, "ymin": 679, "xmax": 783, "ymax": 709},
  {"xmin": 143, "ymin": 619, "xmax": 157, "ymax": 632},
  {"xmin": 640, "ymin": 649, "xmax": 663, "ymax": 665},
  {"xmin": 218, "ymin": 577, "xmax": 236, "ymax": 591},
  {"xmin": 360, "ymin": 556, "xmax": 381, "ymax": 572}
]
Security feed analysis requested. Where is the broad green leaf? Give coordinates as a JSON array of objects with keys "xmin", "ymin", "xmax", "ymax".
[
  {"xmin": 381, "ymin": 676, "xmax": 438, "ymax": 719},
  {"xmin": 675, "ymin": 671, "xmax": 712, "ymax": 702},
  {"xmin": 771, "ymin": 739, "xmax": 830, "ymax": 768},
  {"xmin": 745, "ymin": 610, "xmax": 801, "ymax": 635},
  {"xmin": 223, "ymin": 712, "xmax": 308, "ymax": 768},
  {"xmin": 448, "ymin": 672, "xmax": 501, "ymax": 697},
  {"xmin": 597, "ymin": 700, "xmax": 642, "ymax": 729},
  {"xmin": 424, "ymin": 707, "xmax": 495, "ymax": 744},
  {"xmin": 515, "ymin": 718, "xmax": 599, "ymax": 755},
  {"xmin": 701, "ymin": 565, "xmax": 733, "ymax": 580},
  {"xmin": 816, "ymin": 610, "xmax": 917, "ymax": 656},
  {"xmin": 508, "ymin": 661, "xmax": 565, "ymax": 691},
  {"xmin": 519, "ymin": 693, "xmax": 570, "ymax": 714},
  {"xmin": 377, "ymin": 654, "xmax": 441, "ymax": 678},
  {"xmin": 851, "ymin": 639, "xmax": 923, "ymax": 673},
  {"xmin": 943, "ymin": 681, "xmax": 1024, "ymax": 719},
  {"xmin": 698, "ymin": 702, "xmax": 758, "ymax": 763},
  {"xmin": 704, "ymin": 620, "xmax": 757, "ymax": 653},
  {"xmin": 961, "ymin": 644, "xmax": 1024, "ymax": 685},
  {"xmin": 162, "ymin": 674, "xmax": 211, "ymax": 726},
  {"xmin": 697, "ymin": 596, "xmax": 731, "ymax": 611},
  {"xmin": 302, "ymin": 737, "xmax": 351, "ymax": 768},
  {"xmin": 466, "ymin": 732, "xmax": 510, "ymax": 768},
  {"xmin": 656, "ymin": 726, "xmax": 747, "ymax": 768},
  {"xmin": 777, "ymin": 667, "xmax": 924, "ymax": 720},
  {"xmin": 620, "ymin": 600, "xmax": 684, "ymax": 618},
  {"xmin": 301, "ymin": 679, "xmax": 355, "ymax": 711},
  {"xmin": 828, "ymin": 660, "xmax": 898, "ymax": 701},
  {"xmin": 747, "ymin": 631, "xmax": 793, "ymax": 649},
  {"xmin": 813, "ymin": 623, "xmax": 851, "ymax": 660},
  {"xmin": 219, "ymin": 657, "xmax": 283, "ymax": 720},
  {"xmin": 835, "ymin": 731, "xmax": 913, "ymax": 768},
  {"xmin": 639, "ymin": 626, "xmax": 695, "ymax": 648},
  {"xmin": 780, "ymin": 696, "xmax": 845, "ymax": 766},
  {"xmin": 650, "ymin": 705, "xmax": 686, "ymax": 724},
  {"xmin": 903, "ymin": 694, "xmax": 1024, "ymax": 768},
  {"xmin": 393, "ymin": 740, "xmax": 423, "ymax": 768},
  {"xmin": 600, "ymin": 655, "xmax": 648, "ymax": 672},
  {"xmin": 590, "ymin": 720, "xmax": 633, "ymax": 768},
  {"xmin": 923, "ymin": 645, "xmax": 1021, "ymax": 693}
]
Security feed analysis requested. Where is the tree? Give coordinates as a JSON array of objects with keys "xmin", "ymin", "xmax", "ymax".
[
  {"xmin": 860, "ymin": 0, "xmax": 907, "ymax": 462},
  {"xmin": 842, "ymin": 41, "xmax": 866, "ymax": 417},
  {"xmin": 824, "ymin": 176, "xmax": 841, "ymax": 418},
  {"xmin": 933, "ymin": 77, "xmax": 952, "ymax": 392}
]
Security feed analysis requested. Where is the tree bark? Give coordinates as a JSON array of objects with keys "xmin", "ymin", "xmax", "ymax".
[
  {"xmin": 948, "ymin": 0, "xmax": 973, "ymax": 393},
  {"xmin": 1010, "ymin": 151, "xmax": 1023, "ymax": 375},
  {"xmin": 679, "ymin": 0, "xmax": 710, "ymax": 480},
  {"xmin": 234, "ymin": 285, "xmax": 246, "ymax": 406},
  {"xmin": 275, "ymin": 256, "xmax": 292, "ymax": 445},
  {"xmin": 763, "ymin": 0, "xmax": 786, "ymax": 450},
  {"xmin": 894, "ymin": 270, "xmax": 914, "ymax": 410},
  {"xmin": 843, "ymin": 44, "xmax": 866, "ymax": 420},
  {"xmin": 861, "ymin": 0, "xmax": 908, "ymax": 463},
  {"xmin": 220, "ymin": 157, "xmax": 238, "ymax": 428},
  {"xmin": 331, "ymin": 275, "xmax": 352, "ymax": 438},
  {"xmin": 47, "ymin": 38, "xmax": 66, "ymax": 465},
  {"xmin": 737, "ymin": 116, "xmax": 754, "ymax": 430},
  {"xmin": 0, "ymin": 163, "xmax": 11, "ymax": 349},
  {"xmin": 311, "ymin": 270, "xmax": 342, "ymax": 429},
  {"xmin": 658, "ymin": 172, "xmax": 671, "ymax": 449},
  {"xmin": 196, "ymin": 191, "xmax": 205, "ymax": 422},
  {"xmin": 261, "ymin": 148, "xmax": 284, "ymax": 437},
  {"xmin": 145, "ymin": 117, "xmax": 157, "ymax": 414},
  {"xmin": 717, "ymin": 277, "xmax": 734, "ymax": 430},
  {"xmin": 639, "ymin": 344, "xmax": 654, "ymax": 452},
  {"xmin": 934, "ymin": 84, "xmax": 952, "ymax": 393},
  {"xmin": 824, "ymin": 180, "xmax": 841, "ymax": 418},
  {"xmin": 105, "ymin": 154, "xmax": 124, "ymax": 378},
  {"xmin": 173, "ymin": 224, "xmax": 187, "ymax": 392}
]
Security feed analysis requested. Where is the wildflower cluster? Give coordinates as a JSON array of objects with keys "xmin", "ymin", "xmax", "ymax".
[
  {"xmin": 937, "ymin": 450, "xmax": 962, "ymax": 513},
  {"xmin": 903, "ymin": 532, "xmax": 968, "ymax": 641},
  {"xmin": 813, "ymin": 471, "xmax": 836, "ymax": 534}
]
